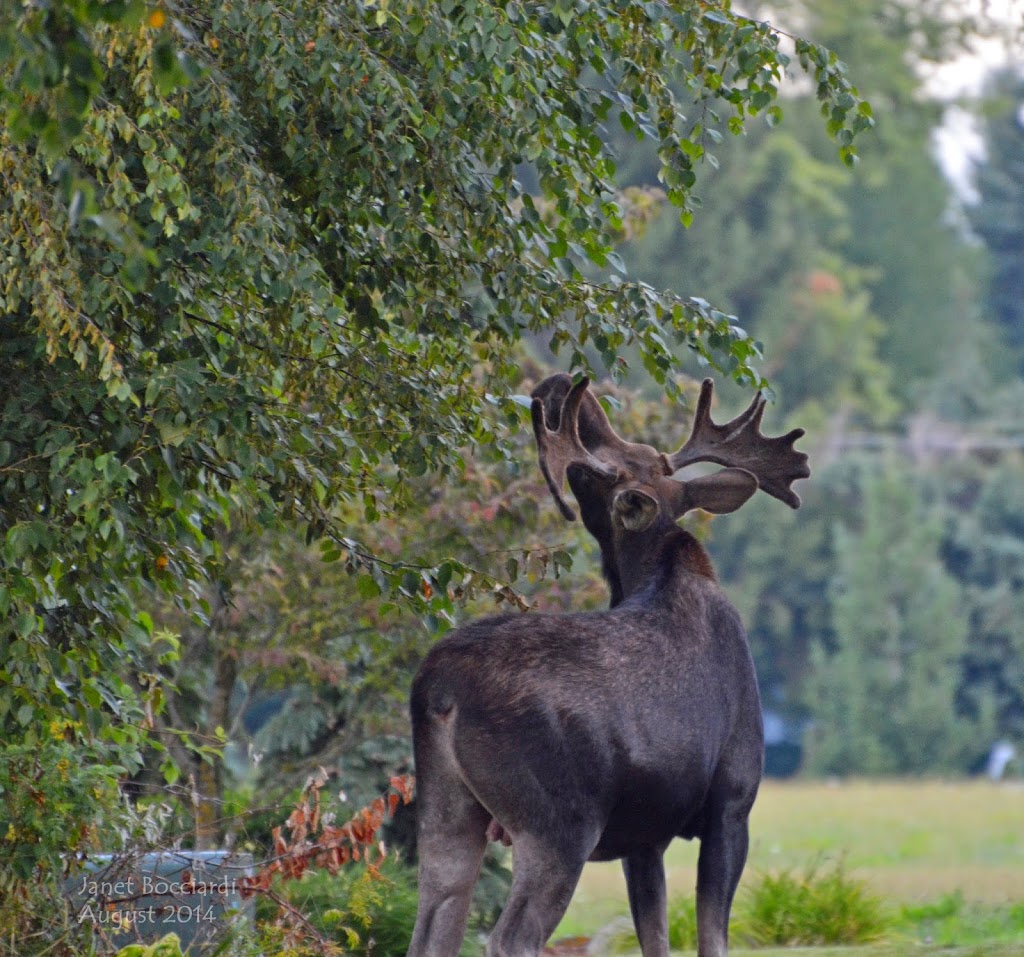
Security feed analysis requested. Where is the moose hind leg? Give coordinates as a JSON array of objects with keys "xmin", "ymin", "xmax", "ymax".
[
  {"xmin": 408, "ymin": 729, "xmax": 491, "ymax": 957},
  {"xmin": 623, "ymin": 846, "xmax": 670, "ymax": 957},
  {"xmin": 486, "ymin": 833, "xmax": 589, "ymax": 957},
  {"xmin": 695, "ymin": 804, "xmax": 750, "ymax": 957},
  {"xmin": 408, "ymin": 783, "xmax": 490, "ymax": 957}
]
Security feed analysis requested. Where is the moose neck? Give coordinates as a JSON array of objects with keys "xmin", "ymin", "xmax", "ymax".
[{"xmin": 607, "ymin": 524, "xmax": 716, "ymax": 605}]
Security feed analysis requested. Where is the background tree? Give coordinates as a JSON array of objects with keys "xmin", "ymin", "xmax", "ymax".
[
  {"xmin": 969, "ymin": 72, "xmax": 1024, "ymax": 365},
  {"xmin": 619, "ymin": 123, "xmax": 898, "ymax": 428},
  {"xmin": 803, "ymin": 463, "xmax": 986, "ymax": 776},
  {"xmin": 617, "ymin": 0, "xmax": 979, "ymax": 410},
  {"xmin": 944, "ymin": 445, "xmax": 1024, "ymax": 746},
  {"xmin": 791, "ymin": 0, "xmax": 981, "ymax": 391},
  {"xmin": 604, "ymin": 0, "xmax": 1024, "ymax": 770}
]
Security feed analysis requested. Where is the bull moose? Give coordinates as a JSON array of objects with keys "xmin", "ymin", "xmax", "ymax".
[{"xmin": 408, "ymin": 374, "xmax": 809, "ymax": 957}]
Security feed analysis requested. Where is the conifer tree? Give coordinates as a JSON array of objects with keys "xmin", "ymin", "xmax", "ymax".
[
  {"xmin": 805, "ymin": 465, "xmax": 985, "ymax": 775},
  {"xmin": 970, "ymin": 76, "xmax": 1024, "ymax": 363}
]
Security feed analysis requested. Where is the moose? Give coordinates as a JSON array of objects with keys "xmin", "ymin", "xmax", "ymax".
[{"xmin": 408, "ymin": 374, "xmax": 809, "ymax": 957}]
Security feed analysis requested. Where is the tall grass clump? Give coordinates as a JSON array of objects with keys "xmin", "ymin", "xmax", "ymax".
[
  {"xmin": 667, "ymin": 895, "xmax": 699, "ymax": 950},
  {"xmin": 602, "ymin": 895, "xmax": 699, "ymax": 953},
  {"xmin": 733, "ymin": 858, "xmax": 892, "ymax": 946},
  {"xmin": 605, "ymin": 860, "xmax": 889, "ymax": 953}
]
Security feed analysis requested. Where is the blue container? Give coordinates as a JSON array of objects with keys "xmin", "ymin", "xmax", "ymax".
[{"xmin": 66, "ymin": 851, "xmax": 254, "ymax": 954}]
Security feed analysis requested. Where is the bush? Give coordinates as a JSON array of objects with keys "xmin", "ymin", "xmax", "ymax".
[
  {"xmin": 115, "ymin": 935, "xmax": 185, "ymax": 957},
  {"xmin": 281, "ymin": 860, "xmax": 482, "ymax": 957},
  {"xmin": 733, "ymin": 858, "xmax": 891, "ymax": 946},
  {"xmin": 1, "ymin": 740, "xmax": 122, "ymax": 882},
  {"xmin": 0, "ymin": 738, "xmax": 147, "ymax": 957}
]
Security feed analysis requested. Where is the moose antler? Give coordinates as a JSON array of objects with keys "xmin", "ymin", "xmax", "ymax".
[
  {"xmin": 668, "ymin": 379, "xmax": 809, "ymax": 508},
  {"xmin": 531, "ymin": 377, "xmax": 620, "ymax": 521}
]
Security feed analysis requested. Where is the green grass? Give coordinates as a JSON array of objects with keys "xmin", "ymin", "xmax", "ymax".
[
  {"xmin": 728, "ymin": 947, "xmax": 1023, "ymax": 957},
  {"xmin": 554, "ymin": 779, "xmax": 1024, "ymax": 951}
]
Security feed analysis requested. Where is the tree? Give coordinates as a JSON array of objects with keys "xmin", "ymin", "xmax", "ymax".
[
  {"xmin": 803, "ymin": 463, "xmax": 986, "ymax": 775},
  {"xmin": 617, "ymin": 0, "xmax": 983, "ymax": 415},
  {"xmin": 944, "ymin": 447, "xmax": 1024, "ymax": 745},
  {"xmin": 140, "ymin": 378, "xmax": 612, "ymax": 847},
  {"xmin": 969, "ymin": 74, "xmax": 1024, "ymax": 364},
  {"xmin": 801, "ymin": 0, "xmax": 980, "ymax": 392},
  {"xmin": 620, "ymin": 123, "xmax": 899, "ymax": 428},
  {"xmin": 1, "ymin": 1, "xmax": 873, "ymax": 937}
]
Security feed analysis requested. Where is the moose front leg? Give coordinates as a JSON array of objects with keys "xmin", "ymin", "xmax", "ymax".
[
  {"xmin": 623, "ymin": 846, "xmax": 670, "ymax": 957},
  {"xmin": 695, "ymin": 804, "xmax": 750, "ymax": 957}
]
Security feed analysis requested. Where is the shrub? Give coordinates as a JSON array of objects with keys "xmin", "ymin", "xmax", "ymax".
[
  {"xmin": 282, "ymin": 860, "xmax": 481, "ymax": 957},
  {"xmin": 733, "ymin": 858, "xmax": 891, "ymax": 947},
  {"xmin": 0, "ymin": 740, "xmax": 122, "ymax": 882},
  {"xmin": 115, "ymin": 935, "xmax": 185, "ymax": 957}
]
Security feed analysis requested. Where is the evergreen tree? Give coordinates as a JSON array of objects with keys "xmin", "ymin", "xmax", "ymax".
[
  {"xmin": 969, "ymin": 75, "xmax": 1024, "ymax": 362},
  {"xmin": 945, "ymin": 450, "xmax": 1024, "ymax": 744},
  {"xmin": 776, "ymin": 0, "xmax": 977, "ymax": 393},
  {"xmin": 804, "ymin": 464, "xmax": 986, "ymax": 775}
]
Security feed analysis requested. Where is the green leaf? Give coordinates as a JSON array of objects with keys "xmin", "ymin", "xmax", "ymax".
[{"xmin": 357, "ymin": 575, "xmax": 382, "ymax": 599}]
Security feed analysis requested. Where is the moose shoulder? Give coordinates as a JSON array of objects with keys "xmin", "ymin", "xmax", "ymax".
[{"xmin": 408, "ymin": 375, "xmax": 809, "ymax": 957}]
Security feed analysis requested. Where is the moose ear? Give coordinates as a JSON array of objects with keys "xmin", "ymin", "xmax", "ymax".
[
  {"xmin": 672, "ymin": 467, "xmax": 759, "ymax": 516},
  {"xmin": 613, "ymin": 487, "xmax": 660, "ymax": 531}
]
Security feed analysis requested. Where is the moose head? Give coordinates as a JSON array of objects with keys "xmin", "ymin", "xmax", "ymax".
[{"xmin": 530, "ymin": 373, "xmax": 808, "ymax": 602}]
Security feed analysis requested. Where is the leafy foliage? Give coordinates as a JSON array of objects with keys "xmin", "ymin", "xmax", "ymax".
[
  {"xmin": 237, "ymin": 769, "xmax": 413, "ymax": 896},
  {"xmin": 0, "ymin": 738, "xmax": 125, "ymax": 948},
  {"xmin": 114, "ymin": 934, "xmax": 187, "ymax": 957},
  {"xmin": 135, "ymin": 366, "xmax": 623, "ymax": 844},
  {"xmin": 281, "ymin": 861, "xmax": 484, "ymax": 957},
  {"xmin": 0, "ymin": 0, "xmax": 871, "ymax": 783},
  {"xmin": 0, "ymin": 2, "xmax": 874, "ymax": 924}
]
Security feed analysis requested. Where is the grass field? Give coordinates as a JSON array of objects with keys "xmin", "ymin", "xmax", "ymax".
[
  {"xmin": 554, "ymin": 779, "xmax": 1024, "ymax": 949},
  {"xmin": 724, "ymin": 947, "xmax": 1024, "ymax": 957}
]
